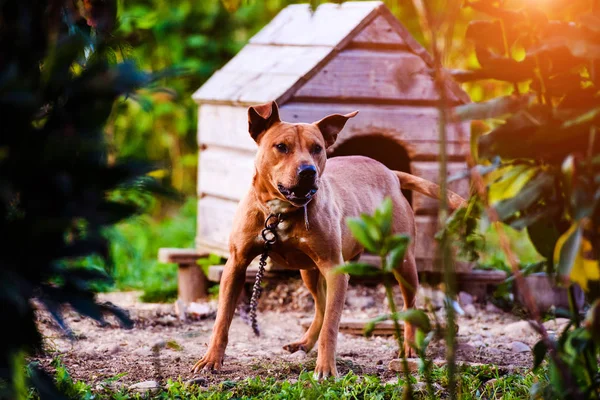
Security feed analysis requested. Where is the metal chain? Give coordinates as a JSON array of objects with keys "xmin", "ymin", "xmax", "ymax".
[{"xmin": 248, "ymin": 213, "xmax": 280, "ymax": 336}]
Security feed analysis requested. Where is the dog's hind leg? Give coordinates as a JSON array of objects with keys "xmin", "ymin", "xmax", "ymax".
[
  {"xmin": 393, "ymin": 248, "xmax": 419, "ymax": 358},
  {"xmin": 283, "ymin": 269, "xmax": 325, "ymax": 353}
]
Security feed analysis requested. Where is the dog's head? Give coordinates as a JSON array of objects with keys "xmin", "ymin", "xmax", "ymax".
[{"xmin": 249, "ymin": 101, "xmax": 358, "ymax": 207}]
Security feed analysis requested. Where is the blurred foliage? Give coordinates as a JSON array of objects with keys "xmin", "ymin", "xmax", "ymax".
[
  {"xmin": 107, "ymin": 0, "xmax": 290, "ymax": 201},
  {"xmin": 0, "ymin": 0, "xmax": 170, "ymax": 397},
  {"xmin": 454, "ymin": 0, "xmax": 600, "ymax": 397}
]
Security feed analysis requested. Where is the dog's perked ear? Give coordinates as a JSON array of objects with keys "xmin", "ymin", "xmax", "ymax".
[
  {"xmin": 248, "ymin": 101, "xmax": 281, "ymax": 142},
  {"xmin": 315, "ymin": 111, "xmax": 359, "ymax": 148}
]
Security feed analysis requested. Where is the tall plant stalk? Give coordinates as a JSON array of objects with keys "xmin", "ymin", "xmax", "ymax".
[{"xmin": 421, "ymin": 1, "xmax": 458, "ymax": 396}]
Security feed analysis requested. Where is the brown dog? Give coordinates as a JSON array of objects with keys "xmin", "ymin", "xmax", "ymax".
[{"xmin": 191, "ymin": 101, "xmax": 465, "ymax": 379}]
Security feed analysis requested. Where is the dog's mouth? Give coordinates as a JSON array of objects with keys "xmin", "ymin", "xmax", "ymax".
[{"xmin": 277, "ymin": 184, "xmax": 318, "ymax": 207}]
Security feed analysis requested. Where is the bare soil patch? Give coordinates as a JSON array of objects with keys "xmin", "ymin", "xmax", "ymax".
[{"xmin": 33, "ymin": 279, "xmax": 554, "ymax": 390}]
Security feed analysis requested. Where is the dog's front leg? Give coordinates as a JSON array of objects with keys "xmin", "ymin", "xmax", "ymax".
[
  {"xmin": 314, "ymin": 261, "xmax": 348, "ymax": 380},
  {"xmin": 191, "ymin": 252, "xmax": 250, "ymax": 373}
]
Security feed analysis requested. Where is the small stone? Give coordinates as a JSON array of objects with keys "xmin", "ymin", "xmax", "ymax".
[
  {"xmin": 457, "ymin": 343, "xmax": 477, "ymax": 353},
  {"xmin": 463, "ymin": 304, "xmax": 477, "ymax": 318},
  {"xmin": 543, "ymin": 318, "xmax": 570, "ymax": 331},
  {"xmin": 471, "ymin": 340, "xmax": 484, "ymax": 348},
  {"xmin": 389, "ymin": 358, "xmax": 420, "ymax": 373},
  {"xmin": 486, "ymin": 347, "xmax": 503, "ymax": 355},
  {"xmin": 133, "ymin": 347, "xmax": 151, "ymax": 357},
  {"xmin": 285, "ymin": 350, "xmax": 308, "ymax": 361},
  {"xmin": 485, "ymin": 303, "xmax": 503, "ymax": 314},
  {"xmin": 185, "ymin": 377, "xmax": 208, "ymax": 388},
  {"xmin": 510, "ymin": 341, "xmax": 531, "ymax": 353},
  {"xmin": 156, "ymin": 315, "xmax": 177, "ymax": 326},
  {"xmin": 458, "ymin": 291, "xmax": 474, "ymax": 306},
  {"xmin": 129, "ymin": 380, "xmax": 160, "ymax": 394},
  {"xmin": 485, "ymin": 378, "xmax": 498, "ymax": 387},
  {"xmin": 501, "ymin": 320, "xmax": 537, "ymax": 338},
  {"xmin": 187, "ymin": 302, "xmax": 214, "ymax": 318}
]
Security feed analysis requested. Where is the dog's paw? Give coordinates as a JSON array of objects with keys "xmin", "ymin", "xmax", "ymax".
[
  {"xmin": 313, "ymin": 358, "xmax": 338, "ymax": 381},
  {"xmin": 403, "ymin": 343, "xmax": 417, "ymax": 359},
  {"xmin": 283, "ymin": 340, "xmax": 312, "ymax": 354},
  {"xmin": 190, "ymin": 352, "xmax": 224, "ymax": 374}
]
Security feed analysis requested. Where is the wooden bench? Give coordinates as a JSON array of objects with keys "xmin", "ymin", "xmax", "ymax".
[{"xmin": 158, "ymin": 248, "xmax": 212, "ymax": 303}]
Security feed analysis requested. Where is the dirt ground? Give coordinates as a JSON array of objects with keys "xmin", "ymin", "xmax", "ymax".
[{"xmin": 34, "ymin": 279, "xmax": 568, "ymax": 390}]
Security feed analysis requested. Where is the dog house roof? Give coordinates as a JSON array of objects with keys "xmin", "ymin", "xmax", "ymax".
[{"xmin": 192, "ymin": 1, "xmax": 469, "ymax": 106}]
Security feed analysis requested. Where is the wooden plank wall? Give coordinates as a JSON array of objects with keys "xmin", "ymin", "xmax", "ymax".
[
  {"xmin": 279, "ymin": 103, "xmax": 469, "ymax": 161},
  {"xmin": 293, "ymin": 49, "xmax": 463, "ymax": 104}
]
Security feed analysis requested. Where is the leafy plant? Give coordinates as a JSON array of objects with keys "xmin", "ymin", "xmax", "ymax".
[
  {"xmin": 336, "ymin": 197, "xmax": 443, "ymax": 398},
  {"xmin": 0, "ymin": 1, "xmax": 169, "ymax": 397},
  {"xmin": 453, "ymin": 1, "xmax": 600, "ymax": 397}
]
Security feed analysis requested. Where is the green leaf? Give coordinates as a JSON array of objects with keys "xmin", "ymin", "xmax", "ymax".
[
  {"xmin": 363, "ymin": 315, "xmax": 389, "ymax": 337},
  {"xmin": 347, "ymin": 218, "xmax": 379, "ymax": 253},
  {"xmin": 390, "ymin": 309, "xmax": 431, "ymax": 333},
  {"xmin": 377, "ymin": 197, "xmax": 393, "ymax": 237},
  {"xmin": 532, "ymin": 340, "xmax": 547, "ymax": 370},
  {"xmin": 335, "ymin": 262, "xmax": 383, "ymax": 277},
  {"xmin": 385, "ymin": 235, "xmax": 410, "ymax": 272},
  {"xmin": 554, "ymin": 222, "xmax": 583, "ymax": 278},
  {"xmin": 360, "ymin": 214, "xmax": 382, "ymax": 245},
  {"xmin": 414, "ymin": 328, "xmax": 426, "ymax": 349},
  {"xmin": 494, "ymin": 173, "xmax": 554, "ymax": 221},
  {"xmin": 487, "ymin": 164, "xmax": 538, "ymax": 205}
]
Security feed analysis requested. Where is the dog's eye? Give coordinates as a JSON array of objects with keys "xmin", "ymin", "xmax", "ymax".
[
  {"xmin": 312, "ymin": 144, "xmax": 323, "ymax": 154},
  {"xmin": 275, "ymin": 143, "xmax": 288, "ymax": 154}
]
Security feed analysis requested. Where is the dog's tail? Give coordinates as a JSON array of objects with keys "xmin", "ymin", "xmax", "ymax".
[{"xmin": 394, "ymin": 171, "xmax": 466, "ymax": 210}]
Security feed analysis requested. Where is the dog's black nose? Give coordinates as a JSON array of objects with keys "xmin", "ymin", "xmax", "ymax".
[{"xmin": 298, "ymin": 164, "xmax": 317, "ymax": 180}]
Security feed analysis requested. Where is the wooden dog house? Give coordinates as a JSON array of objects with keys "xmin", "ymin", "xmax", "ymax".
[{"xmin": 191, "ymin": 1, "xmax": 471, "ymax": 274}]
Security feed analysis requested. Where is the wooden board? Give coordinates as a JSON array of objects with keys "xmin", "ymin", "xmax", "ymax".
[
  {"xmin": 415, "ymin": 215, "xmax": 437, "ymax": 260},
  {"xmin": 196, "ymin": 196, "xmax": 237, "ymax": 252},
  {"xmin": 192, "ymin": 70, "xmax": 300, "ymax": 105},
  {"xmin": 301, "ymin": 317, "xmax": 400, "ymax": 336},
  {"xmin": 350, "ymin": 15, "xmax": 406, "ymax": 47},
  {"xmin": 198, "ymin": 146, "xmax": 254, "ymax": 201},
  {"xmin": 221, "ymin": 44, "xmax": 330, "ymax": 76},
  {"xmin": 197, "ymin": 104, "xmax": 256, "ymax": 152},
  {"xmin": 410, "ymin": 161, "xmax": 470, "ymax": 215},
  {"xmin": 250, "ymin": 2, "xmax": 379, "ymax": 47},
  {"xmin": 280, "ymin": 102, "xmax": 469, "ymax": 160},
  {"xmin": 158, "ymin": 248, "xmax": 210, "ymax": 264},
  {"xmin": 193, "ymin": 43, "xmax": 331, "ymax": 104},
  {"xmin": 293, "ymin": 49, "xmax": 462, "ymax": 104}
]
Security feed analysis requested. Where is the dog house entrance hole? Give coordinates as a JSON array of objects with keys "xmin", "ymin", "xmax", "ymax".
[{"xmin": 328, "ymin": 135, "xmax": 412, "ymax": 204}]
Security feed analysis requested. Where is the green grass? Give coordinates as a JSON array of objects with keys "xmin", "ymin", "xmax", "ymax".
[
  {"xmin": 105, "ymin": 197, "xmax": 197, "ymax": 302},
  {"xmin": 27, "ymin": 359, "xmax": 548, "ymax": 400}
]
